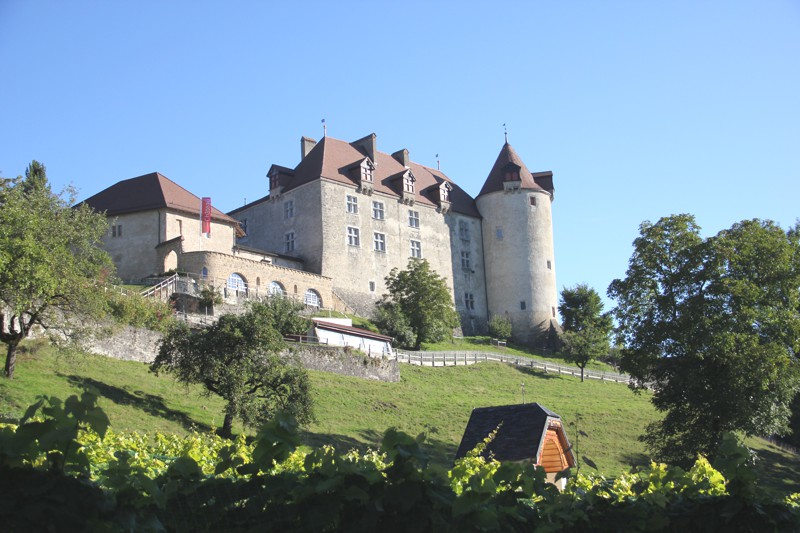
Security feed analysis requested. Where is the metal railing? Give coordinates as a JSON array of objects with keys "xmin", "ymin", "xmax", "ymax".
[{"xmin": 394, "ymin": 350, "xmax": 631, "ymax": 384}]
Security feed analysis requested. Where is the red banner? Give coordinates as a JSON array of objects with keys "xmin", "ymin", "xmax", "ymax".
[{"xmin": 201, "ymin": 197, "xmax": 212, "ymax": 234}]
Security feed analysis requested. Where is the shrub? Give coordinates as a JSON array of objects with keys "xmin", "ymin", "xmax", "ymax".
[{"xmin": 488, "ymin": 315, "xmax": 512, "ymax": 341}]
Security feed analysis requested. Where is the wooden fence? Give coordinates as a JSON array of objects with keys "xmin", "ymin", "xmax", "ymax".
[{"xmin": 394, "ymin": 350, "xmax": 631, "ymax": 384}]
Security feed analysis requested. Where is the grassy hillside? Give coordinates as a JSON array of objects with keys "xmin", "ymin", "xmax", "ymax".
[{"xmin": 1, "ymin": 341, "xmax": 797, "ymax": 495}]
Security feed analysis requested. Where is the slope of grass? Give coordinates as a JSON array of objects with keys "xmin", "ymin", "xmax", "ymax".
[
  {"xmin": 1, "ymin": 340, "xmax": 797, "ymax": 496},
  {"xmin": 421, "ymin": 336, "xmax": 616, "ymax": 371}
]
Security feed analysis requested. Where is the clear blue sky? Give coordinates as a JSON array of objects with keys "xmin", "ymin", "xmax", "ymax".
[{"xmin": 2, "ymin": 1, "xmax": 798, "ymax": 312}]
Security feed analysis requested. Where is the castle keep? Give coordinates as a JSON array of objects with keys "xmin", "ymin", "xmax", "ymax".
[{"xmin": 82, "ymin": 132, "xmax": 559, "ymax": 345}]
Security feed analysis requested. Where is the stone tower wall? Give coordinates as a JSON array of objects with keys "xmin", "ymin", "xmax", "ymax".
[{"xmin": 476, "ymin": 188, "xmax": 557, "ymax": 346}]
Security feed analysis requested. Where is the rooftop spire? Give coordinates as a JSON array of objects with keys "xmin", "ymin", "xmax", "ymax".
[{"xmin": 503, "ymin": 123, "xmax": 508, "ymax": 144}]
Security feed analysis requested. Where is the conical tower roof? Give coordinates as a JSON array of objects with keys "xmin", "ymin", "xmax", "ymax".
[{"xmin": 477, "ymin": 142, "xmax": 554, "ymax": 197}]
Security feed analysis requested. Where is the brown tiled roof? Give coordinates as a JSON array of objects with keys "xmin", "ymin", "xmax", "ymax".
[
  {"xmin": 80, "ymin": 172, "xmax": 239, "ymax": 225},
  {"xmin": 477, "ymin": 143, "xmax": 554, "ymax": 197},
  {"xmin": 454, "ymin": 403, "xmax": 574, "ymax": 464},
  {"xmin": 276, "ymin": 136, "xmax": 481, "ymax": 217}
]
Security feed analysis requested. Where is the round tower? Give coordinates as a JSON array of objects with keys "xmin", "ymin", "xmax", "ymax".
[{"xmin": 476, "ymin": 142, "xmax": 559, "ymax": 348}]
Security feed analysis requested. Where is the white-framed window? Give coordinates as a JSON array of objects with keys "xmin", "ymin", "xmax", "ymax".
[
  {"xmin": 346, "ymin": 194, "xmax": 358, "ymax": 214},
  {"xmin": 464, "ymin": 292, "xmax": 475, "ymax": 311},
  {"xmin": 361, "ymin": 160, "xmax": 374, "ymax": 182},
  {"xmin": 410, "ymin": 240, "xmax": 422, "ymax": 258},
  {"xmin": 374, "ymin": 232, "xmax": 386, "ymax": 253},
  {"xmin": 284, "ymin": 200, "xmax": 294, "ymax": 219},
  {"xmin": 372, "ymin": 201, "xmax": 384, "ymax": 220},
  {"xmin": 285, "ymin": 232, "xmax": 295, "ymax": 252},
  {"xmin": 269, "ymin": 281, "xmax": 285, "ymax": 296},
  {"xmin": 408, "ymin": 210, "xmax": 419, "ymax": 228},
  {"xmin": 459, "ymin": 220, "xmax": 470, "ymax": 241},
  {"xmin": 461, "ymin": 251, "xmax": 471, "ymax": 270},
  {"xmin": 111, "ymin": 224, "xmax": 122, "ymax": 237},
  {"xmin": 403, "ymin": 175, "xmax": 415, "ymax": 193},
  {"xmin": 227, "ymin": 273, "xmax": 246, "ymax": 294},
  {"xmin": 347, "ymin": 226, "xmax": 360, "ymax": 246},
  {"xmin": 305, "ymin": 288, "xmax": 322, "ymax": 307}
]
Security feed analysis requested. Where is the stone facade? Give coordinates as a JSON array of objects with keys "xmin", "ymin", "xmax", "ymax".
[
  {"xmin": 179, "ymin": 250, "xmax": 333, "ymax": 308},
  {"xmin": 104, "ymin": 209, "xmax": 237, "ymax": 282}
]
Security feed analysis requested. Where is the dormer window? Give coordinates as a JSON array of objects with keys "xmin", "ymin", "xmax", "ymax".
[
  {"xmin": 403, "ymin": 172, "xmax": 416, "ymax": 193},
  {"xmin": 440, "ymin": 183, "xmax": 451, "ymax": 202},
  {"xmin": 361, "ymin": 159, "xmax": 375, "ymax": 183},
  {"xmin": 269, "ymin": 171, "xmax": 279, "ymax": 190},
  {"xmin": 503, "ymin": 163, "xmax": 521, "ymax": 182}
]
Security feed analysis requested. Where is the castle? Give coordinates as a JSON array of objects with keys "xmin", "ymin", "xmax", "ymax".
[{"xmin": 82, "ymin": 132, "xmax": 559, "ymax": 345}]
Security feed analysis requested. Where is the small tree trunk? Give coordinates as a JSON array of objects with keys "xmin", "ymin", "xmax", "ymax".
[
  {"xmin": 580, "ymin": 365, "xmax": 585, "ymax": 382},
  {"xmin": 4, "ymin": 341, "xmax": 19, "ymax": 379},
  {"xmin": 221, "ymin": 411, "xmax": 234, "ymax": 439}
]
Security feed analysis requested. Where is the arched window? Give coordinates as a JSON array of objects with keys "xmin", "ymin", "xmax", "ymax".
[
  {"xmin": 269, "ymin": 281, "xmax": 285, "ymax": 296},
  {"xmin": 227, "ymin": 273, "xmax": 247, "ymax": 294},
  {"xmin": 304, "ymin": 289, "xmax": 322, "ymax": 308},
  {"xmin": 201, "ymin": 267, "xmax": 208, "ymax": 280}
]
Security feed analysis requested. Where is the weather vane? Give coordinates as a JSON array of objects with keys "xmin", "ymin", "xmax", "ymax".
[
  {"xmin": 503, "ymin": 123, "xmax": 508, "ymax": 144},
  {"xmin": 321, "ymin": 118, "xmax": 326, "ymax": 137},
  {"xmin": 436, "ymin": 153, "xmax": 440, "ymax": 170}
]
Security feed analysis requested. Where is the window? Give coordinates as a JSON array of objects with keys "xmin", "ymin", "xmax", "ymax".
[
  {"xmin": 547, "ymin": 260, "xmax": 552, "ymax": 270},
  {"xmin": 372, "ymin": 201, "xmax": 384, "ymax": 220},
  {"xmin": 408, "ymin": 210, "xmax": 420, "ymax": 228},
  {"xmin": 410, "ymin": 240, "xmax": 422, "ymax": 258},
  {"xmin": 270, "ymin": 281, "xmax": 285, "ymax": 296},
  {"xmin": 496, "ymin": 227, "xmax": 504, "ymax": 240},
  {"xmin": 373, "ymin": 232, "xmax": 386, "ymax": 253},
  {"xmin": 346, "ymin": 194, "xmax": 358, "ymax": 214},
  {"xmin": 347, "ymin": 226, "xmax": 360, "ymax": 246},
  {"xmin": 552, "ymin": 306, "xmax": 556, "ymax": 318},
  {"xmin": 227, "ymin": 273, "xmax": 246, "ymax": 294},
  {"xmin": 403, "ymin": 175, "xmax": 415, "ymax": 193},
  {"xmin": 284, "ymin": 232, "xmax": 295, "ymax": 252},
  {"xmin": 177, "ymin": 219, "xmax": 183, "ymax": 236},
  {"xmin": 305, "ymin": 289, "xmax": 321, "ymax": 307},
  {"xmin": 361, "ymin": 161, "xmax": 374, "ymax": 182},
  {"xmin": 201, "ymin": 267, "xmax": 208, "ymax": 279},
  {"xmin": 530, "ymin": 196, "xmax": 537, "ymax": 206},
  {"xmin": 459, "ymin": 221, "xmax": 470, "ymax": 241},
  {"xmin": 369, "ymin": 281, "xmax": 376, "ymax": 292},
  {"xmin": 284, "ymin": 200, "xmax": 294, "ymax": 219},
  {"xmin": 461, "ymin": 251, "xmax": 471, "ymax": 270},
  {"xmin": 520, "ymin": 301, "xmax": 526, "ymax": 310},
  {"xmin": 464, "ymin": 293, "xmax": 475, "ymax": 311},
  {"xmin": 111, "ymin": 224, "xmax": 122, "ymax": 237},
  {"xmin": 269, "ymin": 172, "xmax": 279, "ymax": 189}
]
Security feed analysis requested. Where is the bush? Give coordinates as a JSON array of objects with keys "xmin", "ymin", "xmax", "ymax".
[
  {"xmin": 106, "ymin": 290, "xmax": 175, "ymax": 332},
  {"xmin": 488, "ymin": 315, "xmax": 512, "ymax": 341}
]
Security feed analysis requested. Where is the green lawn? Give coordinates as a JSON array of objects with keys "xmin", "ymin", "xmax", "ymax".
[
  {"xmin": 421, "ymin": 336, "xmax": 616, "ymax": 371},
  {"xmin": 1, "ymin": 340, "xmax": 797, "ymax": 496}
]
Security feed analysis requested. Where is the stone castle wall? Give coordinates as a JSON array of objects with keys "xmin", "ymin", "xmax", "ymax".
[{"xmin": 86, "ymin": 325, "xmax": 399, "ymax": 382}]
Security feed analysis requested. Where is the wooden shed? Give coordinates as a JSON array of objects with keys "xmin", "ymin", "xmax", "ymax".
[{"xmin": 454, "ymin": 403, "xmax": 576, "ymax": 489}]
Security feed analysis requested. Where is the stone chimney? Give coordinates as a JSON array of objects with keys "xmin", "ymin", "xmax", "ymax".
[
  {"xmin": 392, "ymin": 148, "xmax": 409, "ymax": 167},
  {"xmin": 353, "ymin": 133, "xmax": 377, "ymax": 164},
  {"xmin": 301, "ymin": 136, "xmax": 317, "ymax": 160}
]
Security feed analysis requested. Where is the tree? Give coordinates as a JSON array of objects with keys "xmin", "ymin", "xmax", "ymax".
[
  {"xmin": 558, "ymin": 284, "xmax": 612, "ymax": 382},
  {"xmin": 377, "ymin": 259, "xmax": 459, "ymax": 350},
  {"xmin": 608, "ymin": 214, "xmax": 800, "ymax": 465},
  {"xmin": 151, "ymin": 300, "xmax": 313, "ymax": 438},
  {"xmin": 0, "ymin": 162, "xmax": 113, "ymax": 378}
]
